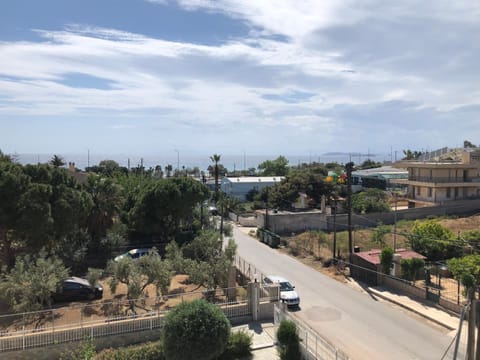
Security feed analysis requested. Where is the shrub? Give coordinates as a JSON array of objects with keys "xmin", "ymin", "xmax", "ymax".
[
  {"xmin": 221, "ymin": 329, "xmax": 253, "ymax": 359},
  {"xmin": 380, "ymin": 247, "xmax": 394, "ymax": 274},
  {"xmin": 162, "ymin": 299, "xmax": 230, "ymax": 360},
  {"xmin": 95, "ymin": 342, "xmax": 164, "ymax": 360},
  {"xmin": 400, "ymin": 258, "xmax": 425, "ymax": 281},
  {"xmin": 60, "ymin": 337, "xmax": 96, "ymax": 360},
  {"xmin": 277, "ymin": 320, "xmax": 301, "ymax": 360}
]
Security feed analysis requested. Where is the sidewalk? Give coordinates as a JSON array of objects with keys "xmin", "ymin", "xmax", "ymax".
[
  {"xmin": 232, "ymin": 321, "xmax": 278, "ymax": 360},
  {"xmin": 345, "ymin": 277, "xmax": 461, "ymax": 331}
]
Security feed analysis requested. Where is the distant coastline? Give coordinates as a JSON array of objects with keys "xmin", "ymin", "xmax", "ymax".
[{"xmin": 14, "ymin": 152, "xmax": 392, "ymax": 172}]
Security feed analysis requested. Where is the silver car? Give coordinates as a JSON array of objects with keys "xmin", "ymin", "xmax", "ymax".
[{"xmin": 263, "ymin": 275, "xmax": 300, "ymax": 308}]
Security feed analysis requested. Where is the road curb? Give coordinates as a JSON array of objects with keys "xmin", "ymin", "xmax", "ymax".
[{"xmin": 369, "ymin": 289, "xmax": 457, "ymax": 331}]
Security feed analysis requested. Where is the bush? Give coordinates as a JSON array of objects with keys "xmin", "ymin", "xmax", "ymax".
[
  {"xmin": 95, "ymin": 341, "xmax": 164, "ymax": 360},
  {"xmin": 221, "ymin": 329, "xmax": 253, "ymax": 359},
  {"xmin": 380, "ymin": 247, "xmax": 394, "ymax": 274},
  {"xmin": 277, "ymin": 320, "xmax": 301, "ymax": 360},
  {"xmin": 60, "ymin": 337, "xmax": 96, "ymax": 360},
  {"xmin": 400, "ymin": 258, "xmax": 425, "ymax": 281},
  {"xmin": 162, "ymin": 299, "xmax": 231, "ymax": 360}
]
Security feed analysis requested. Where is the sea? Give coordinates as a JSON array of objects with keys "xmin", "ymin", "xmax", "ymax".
[{"xmin": 14, "ymin": 152, "xmax": 393, "ymax": 172}]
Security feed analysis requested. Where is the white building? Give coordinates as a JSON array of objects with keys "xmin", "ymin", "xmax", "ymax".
[{"xmin": 221, "ymin": 176, "xmax": 284, "ymax": 201}]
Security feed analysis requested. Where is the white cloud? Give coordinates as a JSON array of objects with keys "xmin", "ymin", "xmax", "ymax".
[{"xmin": 2, "ymin": 1, "xmax": 480, "ymax": 154}]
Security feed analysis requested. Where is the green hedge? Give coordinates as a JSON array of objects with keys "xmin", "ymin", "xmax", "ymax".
[
  {"xmin": 95, "ymin": 341, "xmax": 164, "ymax": 360},
  {"xmin": 220, "ymin": 329, "xmax": 253, "ymax": 360}
]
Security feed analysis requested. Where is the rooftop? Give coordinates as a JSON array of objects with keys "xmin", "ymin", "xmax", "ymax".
[{"xmin": 354, "ymin": 248, "xmax": 426, "ymax": 265}]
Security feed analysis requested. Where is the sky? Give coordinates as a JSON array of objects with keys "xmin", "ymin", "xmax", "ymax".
[{"xmin": 1, "ymin": 0, "xmax": 480, "ymax": 160}]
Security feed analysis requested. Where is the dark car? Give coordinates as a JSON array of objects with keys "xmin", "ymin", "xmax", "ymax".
[{"xmin": 53, "ymin": 277, "xmax": 103, "ymax": 302}]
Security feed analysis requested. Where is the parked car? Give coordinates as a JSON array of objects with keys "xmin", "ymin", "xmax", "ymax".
[
  {"xmin": 263, "ymin": 275, "xmax": 300, "ymax": 308},
  {"xmin": 114, "ymin": 248, "xmax": 152, "ymax": 262},
  {"xmin": 208, "ymin": 205, "xmax": 218, "ymax": 216},
  {"xmin": 53, "ymin": 277, "xmax": 103, "ymax": 302}
]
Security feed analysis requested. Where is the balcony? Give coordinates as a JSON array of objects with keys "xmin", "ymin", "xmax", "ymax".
[{"xmin": 407, "ymin": 176, "xmax": 480, "ymax": 183}]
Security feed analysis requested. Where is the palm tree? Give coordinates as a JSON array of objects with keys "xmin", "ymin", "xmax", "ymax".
[
  {"xmin": 50, "ymin": 154, "xmax": 65, "ymax": 167},
  {"xmin": 85, "ymin": 175, "xmax": 123, "ymax": 240},
  {"xmin": 165, "ymin": 164, "xmax": 173, "ymax": 178},
  {"xmin": 210, "ymin": 154, "xmax": 221, "ymax": 203}
]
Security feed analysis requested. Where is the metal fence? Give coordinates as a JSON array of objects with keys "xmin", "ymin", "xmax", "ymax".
[
  {"xmin": 274, "ymin": 304, "xmax": 350, "ymax": 360},
  {"xmin": 234, "ymin": 255, "xmax": 266, "ymax": 283}
]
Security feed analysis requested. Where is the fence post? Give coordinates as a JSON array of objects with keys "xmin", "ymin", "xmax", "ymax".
[
  {"xmin": 22, "ymin": 313, "xmax": 25, "ymax": 350},
  {"xmin": 458, "ymin": 280, "xmax": 460, "ymax": 305}
]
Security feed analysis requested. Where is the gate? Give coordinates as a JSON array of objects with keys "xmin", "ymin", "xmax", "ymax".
[{"xmin": 425, "ymin": 267, "xmax": 441, "ymax": 302}]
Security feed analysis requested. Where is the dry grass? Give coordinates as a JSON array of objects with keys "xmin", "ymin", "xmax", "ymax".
[{"xmin": 281, "ymin": 214, "xmax": 480, "ymax": 283}]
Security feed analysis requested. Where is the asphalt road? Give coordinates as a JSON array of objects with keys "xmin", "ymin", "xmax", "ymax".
[{"xmin": 231, "ymin": 225, "xmax": 457, "ymax": 360}]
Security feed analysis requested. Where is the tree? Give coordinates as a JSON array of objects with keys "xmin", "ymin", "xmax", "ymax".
[
  {"xmin": 464, "ymin": 140, "xmax": 477, "ymax": 148},
  {"xmin": 276, "ymin": 320, "xmax": 301, "ymax": 360},
  {"xmin": 407, "ymin": 220, "xmax": 460, "ymax": 261},
  {"xmin": 50, "ymin": 154, "xmax": 66, "ymax": 167},
  {"xmin": 359, "ymin": 159, "xmax": 382, "ymax": 169},
  {"xmin": 0, "ymin": 149, "xmax": 14, "ymax": 163},
  {"xmin": 402, "ymin": 149, "xmax": 422, "ymax": 160},
  {"xmin": 128, "ymin": 177, "xmax": 209, "ymax": 240},
  {"xmin": 400, "ymin": 258, "xmax": 424, "ymax": 281},
  {"xmin": 182, "ymin": 229, "xmax": 237, "ymax": 289},
  {"xmin": 380, "ymin": 247, "xmax": 394, "ymax": 274},
  {"xmin": 165, "ymin": 164, "xmax": 173, "ymax": 178},
  {"xmin": 85, "ymin": 175, "xmax": 123, "ymax": 241},
  {"xmin": 351, "ymin": 189, "xmax": 390, "ymax": 214},
  {"xmin": 258, "ymin": 156, "xmax": 289, "ymax": 176},
  {"xmin": 0, "ymin": 251, "xmax": 69, "ymax": 312},
  {"xmin": 107, "ymin": 249, "xmax": 173, "ymax": 307},
  {"xmin": 0, "ymin": 162, "xmax": 30, "ymax": 267},
  {"xmin": 447, "ymin": 254, "xmax": 480, "ymax": 358},
  {"xmin": 162, "ymin": 299, "xmax": 231, "ymax": 360},
  {"xmin": 210, "ymin": 154, "xmax": 221, "ymax": 203},
  {"xmin": 371, "ymin": 224, "xmax": 390, "ymax": 248}
]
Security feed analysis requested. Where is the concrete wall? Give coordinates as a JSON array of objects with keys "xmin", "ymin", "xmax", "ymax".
[
  {"xmin": 252, "ymin": 199, "xmax": 480, "ymax": 234},
  {"xmin": 256, "ymin": 210, "xmax": 327, "ymax": 234},
  {"xmin": 228, "ymin": 212, "xmax": 257, "ymax": 227}
]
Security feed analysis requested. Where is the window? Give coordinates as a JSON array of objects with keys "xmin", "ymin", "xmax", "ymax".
[
  {"xmin": 416, "ymin": 186, "xmax": 421, "ymax": 196},
  {"xmin": 428, "ymin": 188, "xmax": 432, "ymax": 197},
  {"xmin": 446, "ymin": 188, "xmax": 451, "ymax": 198}
]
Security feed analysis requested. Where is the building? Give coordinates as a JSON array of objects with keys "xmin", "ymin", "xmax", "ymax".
[
  {"xmin": 391, "ymin": 148, "xmax": 480, "ymax": 208},
  {"xmin": 350, "ymin": 248, "xmax": 426, "ymax": 286},
  {"xmin": 351, "ymin": 166, "xmax": 408, "ymax": 192},
  {"xmin": 221, "ymin": 176, "xmax": 284, "ymax": 201}
]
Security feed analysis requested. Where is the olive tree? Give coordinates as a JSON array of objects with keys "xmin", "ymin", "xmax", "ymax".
[{"xmin": 0, "ymin": 251, "xmax": 69, "ymax": 312}]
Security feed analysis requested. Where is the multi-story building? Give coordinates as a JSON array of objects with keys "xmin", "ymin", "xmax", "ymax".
[{"xmin": 392, "ymin": 148, "xmax": 480, "ymax": 207}]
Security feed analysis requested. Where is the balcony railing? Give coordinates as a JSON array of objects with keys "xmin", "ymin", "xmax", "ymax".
[{"xmin": 408, "ymin": 176, "xmax": 480, "ymax": 183}]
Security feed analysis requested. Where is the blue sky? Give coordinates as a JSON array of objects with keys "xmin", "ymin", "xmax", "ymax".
[{"xmin": 1, "ymin": 0, "xmax": 479, "ymax": 159}]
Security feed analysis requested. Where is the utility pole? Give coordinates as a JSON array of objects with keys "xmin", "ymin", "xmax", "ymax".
[
  {"xmin": 467, "ymin": 287, "xmax": 476, "ymax": 360},
  {"xmin": 332, "ymin": 201, "xmax": 337, "ymax": 261},
  {"xmin": 393, "ymin": 192, "xmax": 398, "ymax": 251},
  {"xmin": 264, "ymin": 187, "xmax": 269, "ymax": 230},
  {"xmin": 345, "ymin": 162, "xmax": 354, "ymax": 255}
]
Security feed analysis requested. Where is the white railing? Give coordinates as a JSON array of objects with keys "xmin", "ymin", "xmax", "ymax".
[
  {"xmin": 275, "ymin": 304, "xmax": 350, "ymax": 360},
  {"xmin": 0, "ymin": 286, "xmax": 253, "ymax": 353}
]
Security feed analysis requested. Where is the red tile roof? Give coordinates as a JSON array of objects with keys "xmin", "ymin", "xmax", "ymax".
[{"xmin": 354, "ymin": 248, "xmax": 426, "ymax": 265}]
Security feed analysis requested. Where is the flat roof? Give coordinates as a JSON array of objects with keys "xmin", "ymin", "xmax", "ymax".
[
  {"xmin": 354, "ymin": 248, "xmax": 426, "ymax": 265},
  {"xmin": 223, "ymin": 176, "xmax": 285, "ymax": 183}
]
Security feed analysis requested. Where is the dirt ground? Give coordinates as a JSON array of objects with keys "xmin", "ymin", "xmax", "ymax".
[
  {"xmin": 0, "ymin": 274, "xmax": 207, "ymax": 333},
  {"xmin": 279, "ymin": 214, "xmax": 480, "ymax": 283}
]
